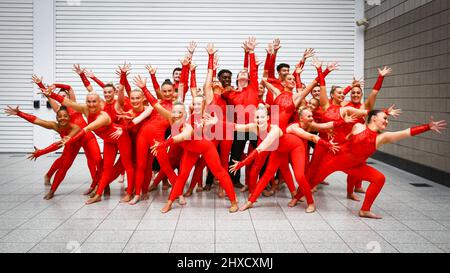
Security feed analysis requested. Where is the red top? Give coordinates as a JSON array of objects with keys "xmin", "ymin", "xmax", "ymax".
[
  {"xmin": 67, "ymin": 107, "xmax": 87, "ymax": 129},
  {"xmin": 103, "ymin": 98, "xmax": 132, "ymax": 125},
  {"xmin": 87, "ymin": 112, "xmax": 119, "ymax": 143},
  {"xmin": 265, "ymin": 78, "xmax": 284, "ymax": 106},
  {"xmin": 346, "ymin": 101, "xmax": 366, "ymax": 124},
  {"xmin": 321, "ymin": 105, "xmax": 353, "ymax": 144},
  {"xmin": 273, "ymin": 91, "xmax": 295, "ymax": 132},
  {"xmin": 342, "ymin": 127, "xmax": 378, "ymax": 162}
]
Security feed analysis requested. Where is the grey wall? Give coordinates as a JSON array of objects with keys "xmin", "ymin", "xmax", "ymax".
[{"xmin": 364, "ymin": 0, "xmax": 450, "ymax": 177}]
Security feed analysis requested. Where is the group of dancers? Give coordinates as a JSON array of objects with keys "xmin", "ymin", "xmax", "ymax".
[{"xmin": 5, "ymin": 38, "xmax": 446, "ymax": 218}]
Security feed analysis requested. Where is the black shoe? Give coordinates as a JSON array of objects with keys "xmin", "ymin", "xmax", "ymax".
[{"xmin": 234, "ymin": 182, "xmax": 245, "ymax": 189}]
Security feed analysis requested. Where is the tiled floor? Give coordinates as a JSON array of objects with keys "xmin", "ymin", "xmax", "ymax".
[{"xmin": 0, "ymin": 154, "xmax": 449, "ymax": 253}]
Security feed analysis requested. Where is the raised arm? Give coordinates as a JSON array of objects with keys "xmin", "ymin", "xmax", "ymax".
[
  {"xmin": 4, "ymin": 105, "xmax": 58, "ymax": 131},
  {"xmin": 116, "ymin": 62, "xmax": 132, "ymax": 97},
  {"xmin": 287, "ymin": 123, "xmax": 340, "ymax": 153},
  {"xmin": 85, "ymin": 70, "xmax": 106, "ymax": 89},
  {"xmin": 365, "ymin": 67, "xmax": 392, "ymax": 111},
  {"xmin": 261, "ymin": 78, "xmax": 281, "ymax": 98},
  {"xmin": 204, "ymin": 43, "xmax": 218, "ymax": 105},
  {"xmin": 378, "ymin": 118, "xmax": 446, "ymax": 147},
  {"xmin": 145, "ymin": 65, "xmax": 162, "ymax": 99},
  {"xmin": 312, "ymin": 58, "xmax": 329, "ymax": 110},
  {"xmin": 73, "ymin": 64, "xmax": 93, "ymax": 93},
  {"xmin": 189, "ymin": 63, "xmax": 198, "ymax": 98},
  {"xmin": 41, "ymin": 87, "xmax": 87, "ymax": 114},
  {"xmin": 177, "ymin": 55, "xmax": 191, "ymax": 102},
  {"xmin": 134, "ymin": 75, "xmax": 172, "ymax": 120}
]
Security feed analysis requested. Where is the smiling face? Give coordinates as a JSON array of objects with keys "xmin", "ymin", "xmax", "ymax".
[
  {"xmin": 371, "ymin": 111, "xmax": 388, "ymax": 131},
  {"xmin": 258, "ymin": 83, "xmax": 265, "ymax": 97},
  {"xmin": 86, "ymin": 93, "xmax": 102, "ymax": 114},
  {"xmin": 299, "ymin": 108, "xmax": 314, "ymax": 125},
  {"xmin": 173, "ymin": 70, "xmax": 181, "ymax": 82},
  {"xmin": 307, "ymin": 98, "xmax": 319, "ymax": 112},
  {"xmin": 130, "ymin": 90, "xmax": 144, "ymax": 111},
  {"xmin": 331, "ymin": 87, "xmax": 345, "ymax": 104},
  {"xmin": 103, "ymin": 85, "xmax": 116, "ymax": 103},
  {"xmin": 254, "ymin": 107, "xmax": 269, "ymax": 128},
  {"xmin": 312, "ymin": 86, "xmax": 321, "ymax": 100},
  {"xmin": 192, "ymin": 96, "xmax": 204, "ymax": 115},
  {"xmin": 278, "ymin": 67, "xmax": 290, "ymax": 80},
  {"xmin": 219, "ymin": 72, "xmax": 232, "ymax": 88},
  {"xmin": 161, "ymin": 83, "xmax": 174, "ymax": 101},
  {"xmin": 56, "ymin": 109, "xmax": 70, "ymax": 127},
  {"xmin": 351, "ymin": 87, "xmax": 363, "ymax": 104},
  {"xmin": 283, "ymin": 74, "xmax": 296, "ymax": 90},
  {"xmin": 171, "ymin": 104, "xmax": 186, "ymax": 123}
]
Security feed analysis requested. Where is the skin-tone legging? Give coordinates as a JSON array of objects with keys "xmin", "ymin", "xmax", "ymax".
[
  {"xmin": 168, "ymin": 140, "xmax": 236, "ymax": 202},
  {"xmin": 46, "ymin": 133, "xmax": 102, "ymax": 189},
  {"xmin": 295, "ymin": 149, "xmax": 385, "ymax": 212},
  {"xmin": 249, "ymin": 134, "xmax": 313, "ymax": 204}
]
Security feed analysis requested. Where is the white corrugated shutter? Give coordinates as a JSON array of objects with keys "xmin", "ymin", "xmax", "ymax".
[
  {"xmin": 0, "ymin": 0, "xmax": 33, "ymax": 152},
  {"xmin": 55, "ymin": 0, "xmax": 356, "ymax": 106}
]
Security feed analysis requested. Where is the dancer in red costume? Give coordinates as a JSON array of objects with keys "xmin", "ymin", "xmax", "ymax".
[
  {"xmin": 340, "ymin": 68, "xmax": 392, "ymax": 195},
  {"xmin": 40, "ymin": 83, "xmax": 135, "ymax": 205},
  {"xmin": 5, "ymin": 106, "xmax": 95, "ymax": 200},
  {"xmin": 138, "ymin": 75, "xmax": 238, "ymax": 213},
  {"xmin": 289, "ymin": 110, "xmax": 446, "ymax": 219},
  {"xmin": 31, "ymin": 75, "xmax": 102, "ymax": 195},
  {"xmin": 220, "ymin": 105, "xmax": 337, "ymax": 213}
]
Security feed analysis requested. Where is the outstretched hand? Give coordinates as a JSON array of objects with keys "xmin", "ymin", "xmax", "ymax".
[
  {"xmin": 150, "ymin": 140, "xmax": 161, "ymax": 156},
  {"xmin": 72, "ymin": 64, "xmax": 85, "ymax": 75},
  {"xmin": 31, "ymin": 75, "xmax": 43, "ymax": 85},
  {"xmin": 133, "ymin": 75, "xmax": 147, "ymax": 89},
  {"xmin": 229, "ymin": 159, "xmax": 241, "ymax": 175},
  {"xmin": 378, "ymin": 66, "xmax": 392, "ymax": 77},
  {"xmin": 386, "ymin": 104, "xmax": 402, "ymax": 118},
  {"xmin": 27, "ymin": 146, "xmax": 40, "ymax": 162},
  {"xmin": 4, "ymin": 105, "xmax": 20, "ymax": 116},
  {"xmin": 145, "ymin": 65, "xmax": 157, "ymax": 75},
  {"xmin": 429, "ymin": 117, "xmax": 446, "ymax": 134}
]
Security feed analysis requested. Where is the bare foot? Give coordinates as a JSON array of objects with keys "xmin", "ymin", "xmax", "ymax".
[
  {"xmin": 359, "ymin": 210, "xmax": 382, "ymax": 219},
  {"xmin": 239, "ymin": 201, "xmax": 253, "ymax": 211},
  {"xmin": 162, "ymin": 179, "xmax": 171, "ymax": 191},
  {"xmin": 299, "ymin": 196, "xmax": 306, "ymax": 202},
  {"xmin": 184, "ymin": 189, "xmax": 193, "ymax": 197},
  {"xmin": 262, "ymin": 189, "xmax": 275, "ymax": 197},
  {"xmin": 240, "ymin": 185, "xmax": 249, "ymax": 193},
  {"xmin": 290, "ymin": 191, "xmax": 297, "ymax": 199},
  {"xmin": 288, "ymin": 198, "xmax": 299, "ymax": 207},
  {"xmin": 196, "ymin": 186, "xmax": 204, "ymax": 193},
  {"xmin": 355, "ymin": 187, "xmax": 366, "ymax": 194},
  {"xmin": 178, "ymin": 196, "xmax": 187, "ymax": 206},
  {"xmin": 86, "ymin": 194, "xmax": 102, "ymax": 205},
  {"xmin": 104, "ymin": 185, "xmax": 111, "ymax": 197},
  {"xmin": 120, "ymin": 194, "xmax": 133, "ymax": 203},
  {"xmin": 229, "ymin": 201, "xmax": 239, "ymax": 213},
  {"xmin": 218, "ymin": 188, "xmax": 225, "ymax": 198},
  {"xmin": 347, "ymin": 193, "xmax": 361, "ymax": 202},
  {"xmin": 141, "ymin": 193, "xmax": 150, "ymax": 201},
  {"xmin": 44, "ymin": 175, "xmax": 51, "ymax": 186},
  {"xmin": 161, "ymin": 202, "xmax": 172, "ymax": 214},
  {"xmin": 43, "ymin": 191, "xmax": 55, "ymax": 200},
  {"xmin": 203, "ymin": 184, "xmax": 212, "ymax": 192},
  {"xmin": 148, "ymin": 184, "xmax": 158, "ymax": 192},
  {"xmin": 83, "ymin": 187, "xmax": 94, "ymax": 196},
  {"xmin": 311, "ymin": 186, "xmax": 318, "ymax": 193},
  {"xmin": 129, "ymin": 195, "xmax": 140, "ymax": 205},
  {"xmin": 305, "ymin": 204, "xmax": 316, "ymax": 213},
  {"xmin": 118, "ymin": 174, "xmax": 125, "ymax": 183}
]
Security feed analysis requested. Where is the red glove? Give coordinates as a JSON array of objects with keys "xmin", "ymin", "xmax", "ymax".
[
  {"xmin": 315, "ymin": 68, "xmax": 330, "ymax": 82},
  {"xmin": 317, "ymin": 139, "xmax": 333, "ymax": 150},
  {"xmin": 150, "ymin": 73, "xmax": 160, "ymax": 92},
  {"xmin": 79, "ymin": 72, "xmax": 91, "ymax": 88},
  {"xmin": 410, "ymin": 124, "xmax": 430, "ymax": 136},
  {"xmin": 90, "ymin": 76, "xmax": 106, "ymax": 89},
  {"xmin": 373, "ymin": 74, "xmax": 385, "ymax": 92},
  {"xmin": 18, "ymin": 111, "xmax": 37, "ymax": 123},
  {"xmin": 120, "ymin": 71, "xmax": 131, "ymax": 94},
  {"xmin": 343, "ymin": 85, "xmax": 352, "ymax": 96},
  {"xmin": 316, "ymin": 67, "xmax": 325, "ymax": 87},
  {"xmin": 243, "ymin": 51, "xmax": 249, "ymax": 70},
  {"xmin": 54, "ymin": 83, "xmax": 72, "ymax": 91},
  {"xmin": 35, "ymin": 82, "xmax": 46, "ymax": 90},
  {"xmin": 141, "ymin": 86, "xmax": 158, "ymax": 107},
  {"xmin": 208, "ymin": 53, "xmax": 215, "ymax": 70},
  {"xmin": 33, "ymin": 142, "xmax": 61, "ymax": 158},
  {"xmin": 293, "ymin": 70, "xmax": 302, "ymax": 89},
  {"xmin": 48, "ymin": 92, "xmax": 65, "ymax": 104},
  {"xmin": 235, "ymin": 149, "xmax": 259, "ymax": 170},
  {"xmin": 263, "ymin": 52, "xmax": 271, "ymax": 72},
  {"xmin": 190, "ymin": 68, "xmax": 197, "ymax": 89}
]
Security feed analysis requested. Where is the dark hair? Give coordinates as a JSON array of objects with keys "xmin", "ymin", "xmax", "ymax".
[
  {"xmin": 277, "ymin": 63, "xmax": 290, "ymax": 72},
  {"xmin": 162, "ymin": 79, "xmax": 173, "ymax": 87},
  {"xmin": 367, "ymin": 110, "xmax": 383, "ymax": 124},
  {"xmin": 218, "ymin": 69, "xmax": 232, "ymax": 79},
  {"xmin": 330, "ymin": 85, "xmax": 342, "ymax": 96},
  {"xmin": 104, "ymin": 83, "xmax": 116, "ymax": 91},
  {"xmin": 57, "ymin": 106, "xmax": 69, "ymax": 115},
  {"xmin": 172, "ymin": 68, "xmax": 182, "ymax": 76},
  {"xmin": 58, "ymin": 89, "xmax": 69, "ymax": 96}
]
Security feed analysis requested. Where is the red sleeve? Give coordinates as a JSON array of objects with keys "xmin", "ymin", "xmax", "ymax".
[
  {"xmin": 34, "ymin": 82, "xmax": 46, "ymax": 90},
  {"xmin": 243, "ymin": 51, "xmax": 249, "ymax": 70},
  {"xmin": 34, "ymin": 142, "xmax": 61, "ymax": 158},
  {"xmin": 79, "ymin": 73, "xmax": 91, "ymax": 88},
  {"xmin": 120, "ymin": 72, "xmax": 131, "ymax": 96},
  {"xmin": 54, "ymin": 83, "xmax": 72, "ymax": 90},
  {"xmin": 268, "ymin": 53, "xmax": 277, "ymax": 79},
  {"xmin": 17, "ymin": 111, "xmax": 37, "ymax": 123},
  {"xmin": 90, "ymin": 76, "xmax": 106, "ymax": 89},
  {"xmin": 293, "ymin": 70, "xmax": 302, "ymax": 89},
  {"xmin": 150, "ymin": 73, "xmax": 160, "ymax": 92},
  {"xmin": 190, "ymin": 68, "xmax": 197, "ymax": 89},
  {"xmin": 343, "ymin": 85, "xmax": 352, "ymax": 95}
]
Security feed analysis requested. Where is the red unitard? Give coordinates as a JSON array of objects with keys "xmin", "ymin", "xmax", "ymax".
[
  {"xmin": 295, "ymin": 127, "xmax": 384, "ymax": 212},
  {"xmin": 248, "ymin": 133, "xmax": 313, "ymax": 204},
  {"xmin": 88, "ymin": 112, "xmax": 135, "ymax": 196},
  {"xmin": 134, "ymin": 99, "xmax": 177, "ymax": 196}
]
